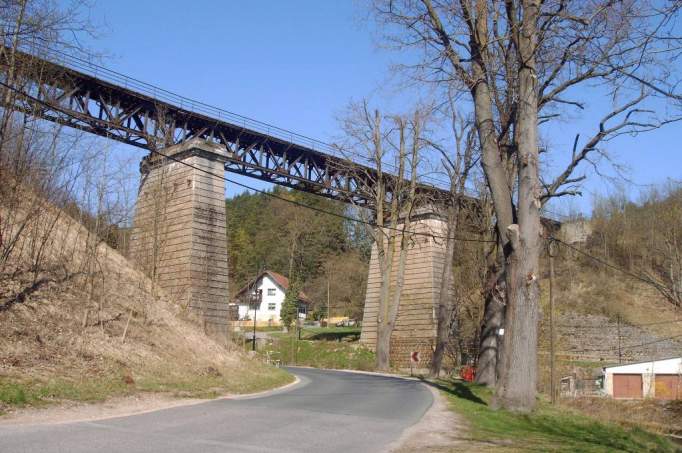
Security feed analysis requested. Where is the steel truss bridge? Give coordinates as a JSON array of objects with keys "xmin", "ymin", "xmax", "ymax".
[{"xmin": 0, "ymin": 47, "xmax": 462, "ymax": 210}]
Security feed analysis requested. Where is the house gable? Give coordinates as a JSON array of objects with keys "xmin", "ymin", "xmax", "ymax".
[{"xmin": 232, "ymin": 271, "xmax": 308, "ymax": 324}]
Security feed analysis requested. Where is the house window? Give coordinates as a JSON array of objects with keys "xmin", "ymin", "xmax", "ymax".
[
  {"xmin": 268, "ymin": 303, "xmax": 276, "ymax": 311},
  {"xmin": 298, "ymin": 306, "xmax": 307, "ymax": 315},
  {"xmin": 267, "ymin": 288, "xmax": 276, "ymax": 296}
]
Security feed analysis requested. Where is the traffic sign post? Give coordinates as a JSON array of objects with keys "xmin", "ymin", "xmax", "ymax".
[{"xmin": 409, "ymin": 351, "xmax": 420, "ymax": 376}]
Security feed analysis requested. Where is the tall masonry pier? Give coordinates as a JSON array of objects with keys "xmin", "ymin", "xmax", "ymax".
[
  {"xmin": 359, "ymin": 209, "xmax": 453, "ymax": 369},
  {"xmin": 130, "ymin": 139, "xmax": 230, "ymax": 329}
]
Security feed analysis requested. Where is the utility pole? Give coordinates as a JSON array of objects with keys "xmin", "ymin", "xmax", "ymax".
[
  {"xmin": 548, "ymin": 240, "xmax": 557, "ymax": 404},
  {"xmin": 251, "ymin": 288, "xmax": 262, "ymax": 352},
  {"xmin": 617, "ymin": 314, "xmax": 622, "ymax": 364},
  {"xmin": 327, "ymin": 269, "xmax": 331, "ymax": 329}
]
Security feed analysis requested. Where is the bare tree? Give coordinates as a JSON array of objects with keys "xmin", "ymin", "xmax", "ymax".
[
  {"xmin": 370, "ymin": 0, "xmax": 682, "ymax": 411},
  {"xmin": 0, "ymin": 0, "xmax": 98, "ymax": 162},
  {"xmin": 0, "ymin": 0, "xmax": 98, "ymax": 273},
  {"xmin": 429, "ymin": 105, "xmax": 477, "ymax": 377},
  {"xmin": 338, "ymin": 100, "xmax": 425, "ymax": 371},
  {"xmin": 591, "ymin": 182, "xmax": 682, "ymax": 309}
]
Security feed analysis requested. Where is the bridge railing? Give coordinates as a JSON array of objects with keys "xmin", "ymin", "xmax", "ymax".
[
  {"xmin": 22, "ymin": 44, "xmax": 345, "ymax": 156},
  {"xmin": 15, "ymin": 43, "xmax": 453, "ymax": 191}
]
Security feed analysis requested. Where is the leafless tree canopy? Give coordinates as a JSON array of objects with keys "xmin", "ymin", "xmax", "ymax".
[
  {"xmin": 337, "ymin": 99, "xmax": 428, "ymax": 371},
  {"xmin": 368, "ymin": 0, "xmax": 682, "ymax": 411},
  {"xmin": 373, "ymin": 0, "xmax": 682, "ymax": 202}
]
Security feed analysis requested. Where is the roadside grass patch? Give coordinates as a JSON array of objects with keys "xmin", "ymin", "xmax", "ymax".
[
  {"xmin": 438, "ymin": 380, "xmax": 678, "ymax": 452},
  {"xmin": 135, "ymin": 364, "xmax": 293, "ymax": 398},
  {"xmin": 300, "ymin": 327, "xmax": 361, "ymax": 341},
  {"xmin": 0, "ymin": 381, "xmax": 28, "ymax": 406},
  {"xmin": 0, "ymin": 361, "xmax": 293, "ymax": 413},
  {"xmin": 260, "ymin": 333, "xmax": 375, "ymax": 371},
  {"xmin": 0, "ymin": 372, "xmax": 132, "ymax": 411}
]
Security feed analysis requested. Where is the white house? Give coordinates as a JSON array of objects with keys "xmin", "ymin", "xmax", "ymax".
[
  {"xmin": 603, "ymin": 356, "xmax": 682, "ymax": 400},
  {"xmin": 231, "ymin": 270, "xmax": 310, "ymax": 325}
]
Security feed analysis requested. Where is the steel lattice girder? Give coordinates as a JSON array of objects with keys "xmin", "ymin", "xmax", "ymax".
[{"xmin": 0, "ymin": 48, "xmax": 458, "ymax": 209}]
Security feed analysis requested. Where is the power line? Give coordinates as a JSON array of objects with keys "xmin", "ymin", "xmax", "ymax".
[
  {"xmin": 151, "ymin": 147, "xmax": 495, "ymax": 244},
  {"xmin": 587, "ymin": 333, "xmax": 682, "ymax": 353},
  {"xmin": 0, "ymin": 75, "xmax": 494, "ymax": 243},
  {"xmin": 558, "ymin": 319, "xmax": 682, "ymax": 329},
  {"xmin": 20, "ymin": 42, "xmax": 456, "ymax": 189},
  {"xmin": 550, "ymin": 236, "xmax": 665, "ymax": 290}
]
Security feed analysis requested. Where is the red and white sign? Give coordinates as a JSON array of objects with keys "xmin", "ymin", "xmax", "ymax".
[{"xmin": 410, "ymin": 351, "xmax": 420, "ymax": 364}]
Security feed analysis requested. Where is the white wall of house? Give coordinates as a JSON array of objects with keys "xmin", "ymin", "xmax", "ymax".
[
  {"xmin": 236, "ymin": 275, "xmax": 306, "ymax": 324},
  {"xmin": 603, "ymin": 357, "xmax": 682, "ymax": 398}
]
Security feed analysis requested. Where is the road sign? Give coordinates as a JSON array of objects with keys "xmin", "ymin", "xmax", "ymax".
[{"xmin": 410, "ymin": 351, "xmax": 420, "ymax": 363}]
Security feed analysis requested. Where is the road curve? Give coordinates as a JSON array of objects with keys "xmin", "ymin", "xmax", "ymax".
[{"xmin": 0, "ymin": 367, "xmax": 433, "ymax": 453}]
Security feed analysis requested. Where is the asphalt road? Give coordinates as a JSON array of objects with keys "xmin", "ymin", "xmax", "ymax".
[{"xmin": 0, "ymin": 367, "xmax": 433, "ymax": 453}]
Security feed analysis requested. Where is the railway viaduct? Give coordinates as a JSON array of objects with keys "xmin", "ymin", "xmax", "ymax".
[{"xmin": 1, "ymin": 47, "xmax": 483, "ymax": 367}]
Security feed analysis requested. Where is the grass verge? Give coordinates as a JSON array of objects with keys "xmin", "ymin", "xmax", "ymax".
[
  {"xmin": 259, "ymin": 332, "xmax": 375, "ymax": 371},
  {"xmin": 135, "ymin": 364, "xmax": 293, "ymax": 398},
  {"xmin": 0, "ymin": 372, "xmax": 131, "ymax": 413},
  {"xmin": 0, "ymin": 361, "xmax": 293, "ymax": 414},
  {"xmin": 436, "ymin": 380, "xmax": 679, "ymax": 452}
]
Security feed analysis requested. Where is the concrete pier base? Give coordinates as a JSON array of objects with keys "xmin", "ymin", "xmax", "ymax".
[{"xmin": 130, "ymin": 139, "xmax": 230, "ymax": 329}]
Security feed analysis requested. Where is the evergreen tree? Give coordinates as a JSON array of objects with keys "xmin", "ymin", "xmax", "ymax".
[{"xmin": 280, "ymin": 280, "xmax": 301, "ymax": 329}]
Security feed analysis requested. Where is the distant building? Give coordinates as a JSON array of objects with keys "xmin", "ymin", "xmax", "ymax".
[
  {"xmin": 603, "ymin": 357, "xmax": 682, "ymax": 400},
  {"xmin": 232, "ymin": 270, "xmax": 310, "ymax": 325},
  {"xmin": 559, "ymin": 218, "xmax": 592, "ymax": 244}
]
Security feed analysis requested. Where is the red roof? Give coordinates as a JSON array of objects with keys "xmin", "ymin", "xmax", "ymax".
[{"xmin": 233, "ymin": 270, "xmax": 312, "ymax": 304}]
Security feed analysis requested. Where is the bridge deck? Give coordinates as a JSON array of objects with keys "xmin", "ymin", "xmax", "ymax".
[{"xmin": 0, "ymin": 47, "xmax": 455, "ymax": 208}]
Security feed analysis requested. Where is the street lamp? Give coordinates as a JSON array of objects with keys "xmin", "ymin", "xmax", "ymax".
[{"xmin": 250, "ymin": 288, "xmax": 262, "ymax": 351}]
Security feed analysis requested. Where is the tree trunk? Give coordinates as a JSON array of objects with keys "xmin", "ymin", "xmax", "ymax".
[
  {"xmin": 493, "ymin": 0, "xmax": 541, "ymax": 412},
  {"xmin": 375, "ymin": 231, "xmax": 395, "ymax": 371},
  {"xmin": 376, "ymin": 317, "xmax": 392, "ymax": 370},
  {"xmin": 475, "ymin": 265, "xmax": 505, "ymax": 386},
  {"xmin": 382, "ymin": 222, "xmax": 412, "ymax": 371},
  {"xmin": 429, "ymin": 207, "xmax": 456, "ymax": 377}
]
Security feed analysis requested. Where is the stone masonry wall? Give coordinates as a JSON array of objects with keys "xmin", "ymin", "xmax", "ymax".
[
  {"xmin": 130, "ymin": 140, "xmax": 230, "ymax": 329},
  {"xmin": 549, "ymin": 312, "xmax": 682, "ymax": 363},
  {"xmin": 359, "ymin": 213, "xmax": 452, "ymax": 369}
]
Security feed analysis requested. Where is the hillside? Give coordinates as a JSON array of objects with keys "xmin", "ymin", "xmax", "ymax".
[
  {"xmin": 538, "ymin": 187, "xmax": 681, "ymax": 374},
  {"xmin": 0, "ymin": 197, "xmax": 291, "ymax": 414},
  {"xmin": 537, "ymin": 236, "xmax": 682, "ymax": 380},
  {"xmin": 540, "ymin": 255, "xmax": 682, "ymax": 361},
  {"xmin": 534, "ymin": 231, "xmax": 682, "ymax": 435},
  {"xmin": 225, "ymin": 187, "xmax": 370, "ymax": 320}
]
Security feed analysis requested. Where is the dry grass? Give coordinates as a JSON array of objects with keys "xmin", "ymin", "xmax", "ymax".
[
  {"xmin": 0, "ymin": 200, "xmax": 292, "ymax": 413},
  {"xmin": 562, "ymin": 397, "xmax": 682, "ymax": 436},
  {"xmin": 549, "ymin": 255, "xmax": 682, "ymax": 335}
]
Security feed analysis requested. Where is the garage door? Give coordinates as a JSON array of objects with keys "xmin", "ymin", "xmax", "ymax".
[
  {"xmin": 613, "ymin": 374, "xmax": 642, "ymax": 399},
  {"xmin": 654, "ymin": 375, "xmax": 682, "ymax": 400}
]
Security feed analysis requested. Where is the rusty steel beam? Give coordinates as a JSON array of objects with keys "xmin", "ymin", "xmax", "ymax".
[{"xmin": 0, "ymin": 48, "xmax": 454, "ymax": 209}]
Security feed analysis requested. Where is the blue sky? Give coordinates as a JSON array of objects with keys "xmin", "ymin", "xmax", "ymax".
[{"xmin": 83, "ymin": 0, "xmax": 680, "ymax": 215}]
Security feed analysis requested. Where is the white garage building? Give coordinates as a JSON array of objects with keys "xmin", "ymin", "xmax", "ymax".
[{"xmin": 603, "ymin": 356, "xmax": 682, "ymax": 400}]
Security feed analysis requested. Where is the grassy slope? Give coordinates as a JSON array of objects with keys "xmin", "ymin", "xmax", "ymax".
[
  {"xmin": 440, "ymin": 380, "xmax": 678, "ymax": 452},
  {"xmin": 544, "ymin": 252, "xmax": 682, "ymax": 338},
  {"xmin": 0, "ymin": 203, "xmax": 292, "ymax": 414},
  {"xmin": 259, "ymin": 329, "xmax": 374, "ymax": 371}
]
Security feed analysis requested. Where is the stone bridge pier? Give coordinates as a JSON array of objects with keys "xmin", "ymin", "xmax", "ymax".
[
  {"xmin": 127, "ymin": 137, "xmax": 454, "ymax": 347},
  {"xmin": 359, "ymin": 209, "xmax": 453, "ymax": 370},
  {"xmin": 130, "ymin": 140, "xmax": 231, "ymax": 331}
]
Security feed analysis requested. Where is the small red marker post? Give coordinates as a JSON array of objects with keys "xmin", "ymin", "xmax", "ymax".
[{"xmin": 410, "ymin": 351, "xmax": 420, "ymax": 376}]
